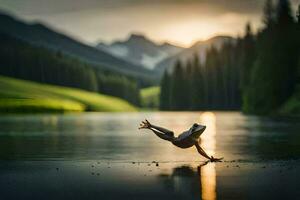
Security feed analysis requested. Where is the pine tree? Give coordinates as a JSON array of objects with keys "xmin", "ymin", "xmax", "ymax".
[
  {"xmin": 243, "ymin": 0, "xmax": 298, "ymax": 114},
  {"xmin": 296, "ymin": 4, "xmax": 300, "ymax": 86},
  {"xmin": 241, "ymin": 22, "xmax": 256, "ymax": 91},
  {"xmin": 160, "ymin": 71, "xmax": 171, "ymax": 110},
  {"xmin": 205, "ymin": 46, "xmax": 220, "ymax": 109},
  {"xmin": 276, "ymin": 0, "xmax": 294, "ymax": 26},
  {"xmin": 263, "ymin": 0, "xmax": 275, "ymax": 27},
  {"xmin": 0, "ymin": 33, "xmax": 142, "ymax": 106},
  {"xmin": 184, "ymin": 60, "xmax": 193, "ymax": 109},
  {"xmin": 190, "ymin": 54, "xmax": 204, "ymax": 110},
  {"xmin": 275, "ymin": 0, "xmax": 298, "ymax": 102},
  {"xmin": 170, "ymin": 60, "xmax": 186, "ymax": 110},
  {"xmin": 297, "ymin": 4, "xmax": 300, "ymax": 24}
]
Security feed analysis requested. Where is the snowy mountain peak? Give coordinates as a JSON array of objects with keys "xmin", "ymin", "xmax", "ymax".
[{"xmin": 96, "ymin": 33, "xmax": 184, "ymax": 69}]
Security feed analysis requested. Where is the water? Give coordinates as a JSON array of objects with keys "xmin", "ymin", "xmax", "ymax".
[{"xmin": 0, "ymin": 112, "xmax": 300, "ymax": 200}]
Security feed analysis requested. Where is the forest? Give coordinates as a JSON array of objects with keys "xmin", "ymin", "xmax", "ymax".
[
  {"xmin": 160, "ymin": 0, "xmax": 300, "ymax": 115},
  {"xmin": 0, "ymin": 33, "xmax": 141, "ymax": 106}
]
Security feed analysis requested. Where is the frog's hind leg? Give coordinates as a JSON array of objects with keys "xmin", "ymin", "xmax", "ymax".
[{"xmin": 194, "ymin": 142, "xmax": 211, "ymax": 160}]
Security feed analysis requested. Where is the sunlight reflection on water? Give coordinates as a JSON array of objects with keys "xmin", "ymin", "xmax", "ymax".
[
  {"xmin": 0, "ymin": 112, "xmax": 300, "ymax": 200},
  {"xmin": 200, "ymin": 112, "xmax": 217, "ymax": 200}
]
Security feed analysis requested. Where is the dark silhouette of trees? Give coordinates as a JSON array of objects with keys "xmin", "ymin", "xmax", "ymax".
[
  {"xmin": 0, "ymin": 33, "xmax": 141, "ymax": 105},
  {"xmin": 160, "ymin": 71, "xmax": 171, "ymax": 110},
  {"xmin": 169, "ymin": 61, "xmax": 186, "ymax": 110},
  {"xmin": 240, "ymin": 23, "xmax": 256, "ymax": 92},
  {"xmin": 160, "ymin": 42, "xmax": 242, "ymax": 111},
  {"xmin": 297, "ymin": 4, "xmax": 300, "ymax": 86},
  {"xmin": 263, "ymin": 0, "xmax": 276, "ymax": 27},
  {"xmin": 190, "ymin": 54, "xmax": 203, "ymax": 110},
  {"xmin": 244, "ymin": 0, "xmax": 298, "ymax": 114},
  {"xmin": 160, "ymin": 0, "xmax": 299, "ymax": 114},
  {"xmin": 297, "ymin": 4, "xmax": 300, "ymax": 24},
  {"xmin": 276, "ymin": 0, "xmax": 294, "ymax": 25}
]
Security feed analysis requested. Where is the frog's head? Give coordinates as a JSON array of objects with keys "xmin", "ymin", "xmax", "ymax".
[{"xmin": 191, "ymin": 123, "xmax": 206, "ymax": 133}]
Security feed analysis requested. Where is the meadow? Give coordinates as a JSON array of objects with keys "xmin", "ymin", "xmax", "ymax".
[
  {"xmin": 140, "ymin": 86, "xmax": 160, "ymax": 109},
  {"xmin": 0, "ymin": 75, "xmax": 137, "ymax": 113}
]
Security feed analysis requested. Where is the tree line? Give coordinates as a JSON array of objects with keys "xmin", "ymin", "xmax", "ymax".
[
  {"xmin": 0, "ymin": 33, "xmax": 140, "ymax": 105},
  {"xmin": 160, "ymin": 0, "xmax": 300, "ymax": 114}
]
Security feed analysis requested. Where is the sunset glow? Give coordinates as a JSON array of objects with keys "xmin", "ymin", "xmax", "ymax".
[{"xmin": 0, "ymin": 0, "xmax": 283, "ymax": 47}]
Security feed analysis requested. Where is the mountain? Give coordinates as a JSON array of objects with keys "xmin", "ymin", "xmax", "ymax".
[
  {"xmin": 0, "ymin": 12, "xmax": 152, "ymax": 79},
  {"xmin": 96, "ymin": 34, "xmax": 184, "ymax": 69},
  {"xmin": 154, "ymin": 36, "xmax": 235, "ymax": 75}
]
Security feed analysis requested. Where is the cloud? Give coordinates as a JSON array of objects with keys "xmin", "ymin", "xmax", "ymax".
[
  {"xmin": 0, "ymin": 0, "xmax": 264, "ymax": 15},
  {"xmin": 0, "ymin": 0, "xmax": 298, "ymax": 46},
  {"xmin": 1, "ymin": 0, "xmax": 299, "ymax": 16}
]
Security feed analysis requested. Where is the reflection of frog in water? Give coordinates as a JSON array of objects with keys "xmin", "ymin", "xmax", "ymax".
[
  {"xmin": 139, "ymin": 120, "xmax": 222, "ymax": 162},
  {"xmin": 158, "ymin": 162, "xmax": 210, "ymax": 199}
]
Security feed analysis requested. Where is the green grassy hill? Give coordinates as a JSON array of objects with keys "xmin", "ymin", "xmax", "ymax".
[
  {"xmin": 140, "ymin": 86, "xmax": 160, "ymax": 109},
  {"xmin": 0, "ymin": 76, "xmax": 137, "ymax": 113},
  {"xmin": 0, "ymin": 13, "xmax": 153, "ymax": 79}
]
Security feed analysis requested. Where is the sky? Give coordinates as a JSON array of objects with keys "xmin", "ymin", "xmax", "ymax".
[{"xmin": 0, "ymin": 0, "xmax": 299, "ymax": 47}]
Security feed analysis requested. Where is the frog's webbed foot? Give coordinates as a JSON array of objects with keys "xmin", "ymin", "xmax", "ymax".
[{"xmin": 210, "ymin": 156, "xmax": 223, "ymax": 162}]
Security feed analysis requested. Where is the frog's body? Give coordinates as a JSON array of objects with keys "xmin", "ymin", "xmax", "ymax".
[
  {"xmin": 172, "ymin": 125, "xmax": 206, "ymax": 148},
  {"xmin": 139, "ymin": 121, "xmax": 221, "ymax": 161}
]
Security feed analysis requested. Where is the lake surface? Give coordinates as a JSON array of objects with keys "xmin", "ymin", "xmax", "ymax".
[{"xmin": 0, "ymin": 112, "xmax": 300, "ymax": 200}]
